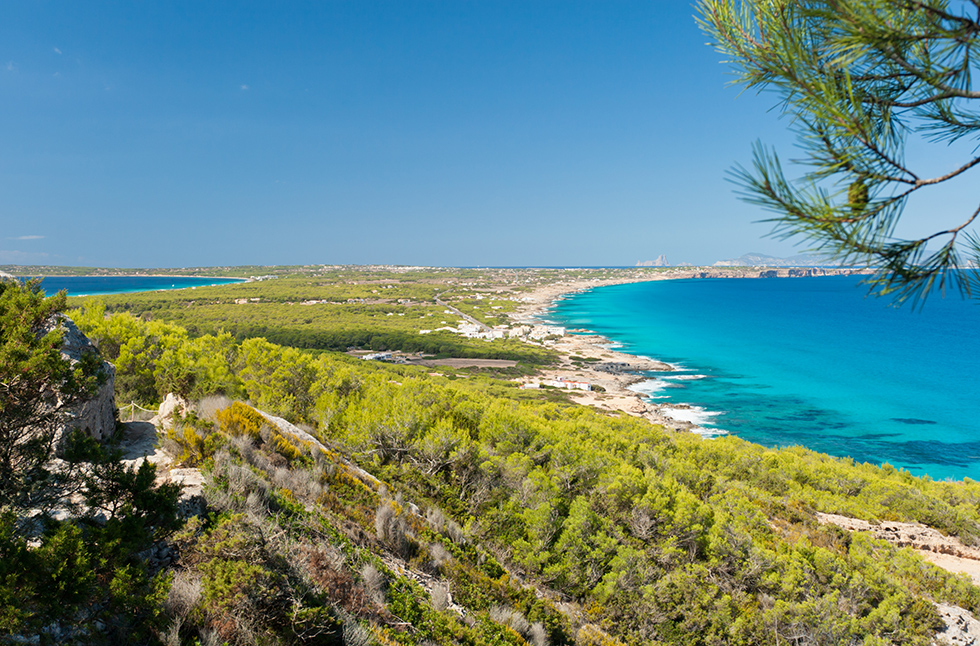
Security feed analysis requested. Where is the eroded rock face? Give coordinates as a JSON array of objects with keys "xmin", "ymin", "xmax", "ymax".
[
  {"xmin": 168, "ymin": 468, "xmax": 206, "ymax": 518},
  {"xmin": 52, "ymin": 315, "xmax": 117, "ymax": 445}
]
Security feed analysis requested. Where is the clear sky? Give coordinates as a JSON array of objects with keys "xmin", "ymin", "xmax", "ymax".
[{"xmin": 2, "ymin": 1, "xmax": 834, "ymax": 267}]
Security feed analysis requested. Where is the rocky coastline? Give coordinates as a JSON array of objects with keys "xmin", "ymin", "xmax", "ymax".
[{"xmin": 510, "ymin": 266, "xmax": 874, "ymax": 434}]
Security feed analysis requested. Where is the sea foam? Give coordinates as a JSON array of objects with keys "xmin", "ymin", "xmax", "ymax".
[
  {"xmin": 547, "ymin": 274, "xmax": 980, "ymax": 480},
  {"xmin": 628, "ymin": 379, "xmax": 671, "ymax": 399},
  {"xmin": 660, "ymin": 405, "xmax": 723, "ymax": 427}
]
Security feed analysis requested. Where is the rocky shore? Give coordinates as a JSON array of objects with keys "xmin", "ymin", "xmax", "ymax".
[{"xmin": 509, "ymin": 267, "xmax": 873, "ymax": 434}]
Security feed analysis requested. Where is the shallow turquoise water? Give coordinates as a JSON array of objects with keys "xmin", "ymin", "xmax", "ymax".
[
  {"xmin": 549, "ymin": 276, "xmax": 980, "ymax": 481},
  {"xmin": 30, "ymin": 275, "xmax": 244, "ymax": 296}
]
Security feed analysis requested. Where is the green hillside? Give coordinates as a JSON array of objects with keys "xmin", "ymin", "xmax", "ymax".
[{"xmin": 5, "ymin": 275, "xmax": 980, "ymax": 645}]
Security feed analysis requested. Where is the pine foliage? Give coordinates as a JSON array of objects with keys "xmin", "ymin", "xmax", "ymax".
[{"xmin": 698, "ymin": 0, "xmax": 980, "ymax": 304}]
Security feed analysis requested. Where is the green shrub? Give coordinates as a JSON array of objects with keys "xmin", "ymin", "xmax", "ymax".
[{"xmin": 216, "ymin": 401, "xmax": 265, "ymax": 440}]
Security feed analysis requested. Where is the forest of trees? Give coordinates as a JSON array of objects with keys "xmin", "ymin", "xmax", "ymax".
[
  {"xmin": 0, "ymin": 281, "xmax": 182, "ymax": 643},
  {"xmin": 76, "ymin": 272, "xmax": 560, "ymax": 364},
  {"xmin": 0, "ymin": 289, "xmax": 972, "ymax": 644}
]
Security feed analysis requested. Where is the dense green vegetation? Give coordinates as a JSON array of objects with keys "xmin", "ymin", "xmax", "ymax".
[
  {"xmin": 0, "ymin": 280, "xmax": 182, "ymax": 643},
  {"xmin": 63, "ymin": 295, "xmax": 980, "ymax": 644},
  {"xmin": 8, "ymin": 273, "xmax": 980, "ymax": 644},
  {"xmin": 59, "ymin": 266, "xmax": 682, "ymax": 361},
  {"xmin": 68, "ymin": 267, "xmax": 596, "ymax": 363}
]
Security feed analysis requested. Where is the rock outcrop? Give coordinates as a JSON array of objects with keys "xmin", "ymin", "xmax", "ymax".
[
  {"xmin": 636, "ymin": 255, "xmax": 670, "ymax": 267},
  {"xmin": 935, "ymin": 604, "xmax": 980, "ymax": 645},
  {"xmin": 156, "ymin": 393, "xmax": 190, "ymax": 430},
  {"xmin": 816, "ymin": 512, "xmax": 980, "ymax": 560},
  {"xmin": 115, "ymin": 418, "xmax": 206, "ymax": 518},
  {"xmin": 168, "ymin": 468, "xmax": 206, "ymax": 518},
  {"xmin": 51, "ymin": 315, "xmax": 117, "ymax": 445}
]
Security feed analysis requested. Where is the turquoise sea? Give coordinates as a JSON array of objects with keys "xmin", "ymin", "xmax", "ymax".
[
  {"xmin": 548, "ymin": 276, "xmax": 980, "ymax": 481},
  {"xmin": 30, "ymin": 275, "xmax": 244, "ymax": 296}
]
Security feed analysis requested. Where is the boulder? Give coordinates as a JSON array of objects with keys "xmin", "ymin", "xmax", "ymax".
[
  {"xmin": 156, "ymin": 393, "xmax": 190, "ymax": 430},
  {"xmin": 51, "ymin": 315, "xmax": 117, "ymax": 445}
]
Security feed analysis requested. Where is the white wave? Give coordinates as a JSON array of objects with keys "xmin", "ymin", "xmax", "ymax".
[
  {"xmin": 661, "ymin": 405, "xmax": 723, "ymax": 427},
  {"xmin": 659, "ymin": 374, "xmax": 707, "ymax": 381},
  {"xmin": 628, "ymin": 379, "xmax": 671, "ymax": 399}
]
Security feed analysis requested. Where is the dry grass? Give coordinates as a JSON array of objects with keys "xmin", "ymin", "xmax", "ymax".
[
  {"xmin": 375, "ymin": 500, "xmax": 416, "ymax": 558},
  {"xmin": 428, "ymin": 542, "xmax": 453, "ymax": 572},
  {"xmin": 489, "ymin": 606, "xmax": 548, "ymax": 646},
  {"xmin": 430, "ymin": 581, "xmax": 450, "ymax": 611},
  {"xmin": 360, "ymin": 564, "xmax": 387, "ymax": 607},
  {"xmin": 303, "ymin": 548, "xmax": 388, "ymax": 623},
  {"xmin": 164, "ymin": 568, "xmax": 202, "ymax": 619},
  {"xmin": 197, "ymin": 395, "xmax": 233, "ymax": 424}
]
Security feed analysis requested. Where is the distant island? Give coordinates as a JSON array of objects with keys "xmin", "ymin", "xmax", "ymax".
[{"xmin": 712, "ymin": 251, "xmax": 848, "ymax": 267}]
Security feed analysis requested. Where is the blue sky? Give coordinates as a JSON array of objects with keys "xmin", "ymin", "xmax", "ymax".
[{"xmin": 1, "ymin": 2, "xmax": 840, "ymax": 267}]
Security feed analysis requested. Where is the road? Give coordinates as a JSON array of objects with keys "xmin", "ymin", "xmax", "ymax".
[{"xmin": 434, "ymin": 297, "xmax": 490, "ymax": 332}]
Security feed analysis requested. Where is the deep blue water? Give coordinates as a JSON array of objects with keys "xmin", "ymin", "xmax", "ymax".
[
  {"xmin": 548, "ymin": 276, "xmax": 980, "ymax": 481},
  {"xmin": 27, "ymin": 275, "xmax": 244, "ymax": 296}
]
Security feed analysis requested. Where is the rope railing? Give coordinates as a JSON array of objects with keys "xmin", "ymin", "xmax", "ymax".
[{"xmin": 119, "ymin": 401, "xmax": 158, "ymax": 422}]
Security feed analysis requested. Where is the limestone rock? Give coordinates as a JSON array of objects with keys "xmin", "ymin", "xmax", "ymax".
[
  {"xmin": 118, "ymin": 420, "xmax": 171, "ymax": 470},
  {"xmin": 788, "ymin": 268, "xmax": 815, "ymax": 277},
  {"xmin": 168, "ymin": 468, "xmax": 206, "ymax": 518},
  {"xmin": 816, "ymin": 512, "xmax": 980, "ymax": 561},
  {"xmin": 156, "ymin": 393, "xmax": 190, "ymax": 430},
  {"xmin": 935, "ymin": 604, "xmax": 980, "ymax": 645},
  {"xmin": 635, "ymin": 255, "xmax": 670, "ymax": 267},
  {"xmin": 52, "ymin": 315, "xmax": 117, "ymax": 445}
]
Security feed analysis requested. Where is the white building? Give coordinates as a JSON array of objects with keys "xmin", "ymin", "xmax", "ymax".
[{"xmin": 530, "ymin": 325, "xmax": 566, "ymax": 339}]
